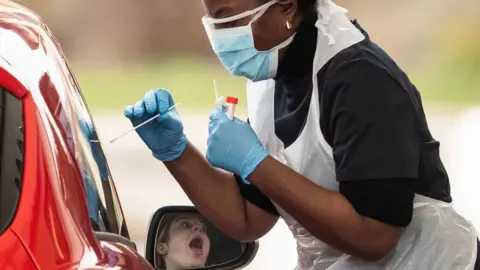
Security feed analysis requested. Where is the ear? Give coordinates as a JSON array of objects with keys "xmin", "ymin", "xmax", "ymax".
[
  {"xmin": 157, "ymin": 243, "xmax": 169, "ymax": 255},
  {"xmin": 276, "ymin": 0, "xmax": 298, "ymax": 22}
]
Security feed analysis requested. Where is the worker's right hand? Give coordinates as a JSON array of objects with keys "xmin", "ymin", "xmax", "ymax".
[{"xmin": 124, "ymin": 89, "xmax": 187, "ymax": 162}]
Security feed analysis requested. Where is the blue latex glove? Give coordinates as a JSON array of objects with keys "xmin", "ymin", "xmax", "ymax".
[
  {"xmin": 207, "ymin": 108, "xmax": 269, "ymax": 182},
  {"xmin": 124, "ymin": 89, "xmax": 187, "ymax": 161},
  {"xmin": 78, "ymin": 119, "xmax": 109, "ymax": 180}
]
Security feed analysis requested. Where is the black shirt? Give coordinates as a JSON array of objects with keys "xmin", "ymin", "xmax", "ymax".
[
  {"xmin": 234, "ymin": 13, "xmax": 479, "ymax": 267},
  {"xmin": 236, "ymin": 11, "xmax": 451, "ymax": 223}
]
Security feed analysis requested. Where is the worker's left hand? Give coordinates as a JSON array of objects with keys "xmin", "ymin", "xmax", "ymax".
[{"xmin": 206, "ymin": 108, "xmax": 269, "ymax": 182}]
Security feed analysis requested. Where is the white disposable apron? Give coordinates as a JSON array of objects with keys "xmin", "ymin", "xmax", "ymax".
[{"xmin": 246, "ymin": 1, "xmax": 478, "ymax": 269}]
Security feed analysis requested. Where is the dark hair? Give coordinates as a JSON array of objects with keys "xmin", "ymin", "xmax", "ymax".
[
  {"xmin": 298, "ymin": 0, "xmax": 318, "ymax": 12},
  {"xmin": 262, "ymin": 0, "xmax": 317, "ymax": 14}
]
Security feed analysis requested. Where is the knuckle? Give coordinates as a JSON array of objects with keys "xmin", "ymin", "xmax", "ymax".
[
  {"xmin": 144, "ymin": 89, "xmax": 155, "ymax": 98},
  {"xmin": 156, "ymin": 88, "xmax": 171, "ymax": 100},
  {"xmin": 157, "ymin": 88, "xmax": 170, "ymax": 94}
]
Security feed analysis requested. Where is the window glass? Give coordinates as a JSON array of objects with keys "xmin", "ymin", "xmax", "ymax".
[
  {"xmin": 37, "ymin": 26, "xmax": 128, "ymax": 237},
  {"xmin": 0, "ymin": 87, "xmax": 24, "ymax": 234},
  {"xmin": 66, "ymin": 73, "xmax": 126, "ymax": 235},
  {"xmin": 38, "ymin": 70, "xmax": 126, "ymax": 235}
]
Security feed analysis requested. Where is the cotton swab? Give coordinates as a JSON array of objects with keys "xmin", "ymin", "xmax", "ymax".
[
  {"xmin": 109, "ymin": 103, "xmax": 180, "ymax": 144},
  {"xmin": 213, "ymin": 79, "xmax": 219, "ymax": 101}
]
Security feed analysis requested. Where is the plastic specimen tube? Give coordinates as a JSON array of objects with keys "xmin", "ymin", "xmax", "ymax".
[{"xmin": 225, "ymin": 96, "xmax": 238, "ymax": 120}]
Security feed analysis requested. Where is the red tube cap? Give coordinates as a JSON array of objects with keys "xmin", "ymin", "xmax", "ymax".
[{"xmin": 226, "ymin": 96, "xmax": 238, "ymax": 104}]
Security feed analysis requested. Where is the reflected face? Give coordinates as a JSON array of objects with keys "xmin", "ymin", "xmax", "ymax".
[{"xmin": 158, "ymin": 215, "xmax": 211, "ymax": 269}]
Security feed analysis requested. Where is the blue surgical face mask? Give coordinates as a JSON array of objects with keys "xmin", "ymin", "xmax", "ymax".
[{"xmin": 202, "ymin": 0, "xmax": 295, "ymax": 82}]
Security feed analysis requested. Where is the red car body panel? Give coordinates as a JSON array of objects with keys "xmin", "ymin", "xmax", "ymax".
[
  {"xmin": 0, "ymin": 229, "xmax": 38, "ymax": 269},
  {"xmin": 0, "ymin": 1, "xmax": 153, "ymax": 269}
]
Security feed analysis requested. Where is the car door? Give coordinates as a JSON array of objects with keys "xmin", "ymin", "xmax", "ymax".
[
  {"xmin": 0, "ymin": 2, "xmax": 153, "ymax": 268},
  {"xmin": 0, "ymin": 87, "xmax": 38, "ymax": 269}
]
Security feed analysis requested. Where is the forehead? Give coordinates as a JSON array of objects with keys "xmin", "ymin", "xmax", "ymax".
[
  {"xmin": 202, "ymin": 0, "xmax": 263, "ymax": 18},
  {"xmin": 172, "ymin": 215, "xmax": 204, "ymax": 226}
]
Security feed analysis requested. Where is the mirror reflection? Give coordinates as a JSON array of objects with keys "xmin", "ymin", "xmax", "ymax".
[{"xmin": 154, "ymin": 213, "xmax": 244, "ymax": 270}]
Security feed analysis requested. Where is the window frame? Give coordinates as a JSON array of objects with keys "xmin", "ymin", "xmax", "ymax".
[{"xmin": 0, "ymin": 87, "xmax": 24, "ymax": 234}]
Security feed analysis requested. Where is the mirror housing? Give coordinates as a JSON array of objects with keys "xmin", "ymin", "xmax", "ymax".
[
  {"xmin": 145, "ymin": 206, "xmax": 259, "ymax": 270},
  {"xmin": 94, "ymin": 231, "xmax": 137, "ymax": 251}
]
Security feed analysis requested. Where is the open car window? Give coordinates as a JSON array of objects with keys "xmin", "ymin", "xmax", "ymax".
[
  {"xmin": 34, "ymin": 33, "xmax": 128, "ymax": 237},
  {"xmin": 71, "ymin": 97, "xmax": 125, "ymax": 235},
  {"xmin": 0, "ymin": 87, "xmax": 24, "ymax": 234},
  {"xmin": 54, "ymin": 78, "xmax": 127, "ymax": 236},
  {"xmin": 0, "ymin": 20, "xmax": 128, "ymax": 238}
]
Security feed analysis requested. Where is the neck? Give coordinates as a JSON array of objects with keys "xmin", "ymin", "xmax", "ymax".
[
  {"xmin": 277, "ymin": 11, "xmax": 306, "ymax": 66},
  {"xmin": 275, "ymin": 9, "xmax": 318, "ymax": 80}
]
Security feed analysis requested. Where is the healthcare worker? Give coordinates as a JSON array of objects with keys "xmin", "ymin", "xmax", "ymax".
[{"xmin": 124, "ymin": 0, "xmax": 480, "ymax": 269}]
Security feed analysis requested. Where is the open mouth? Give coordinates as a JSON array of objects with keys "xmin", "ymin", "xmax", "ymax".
[{"xmin": 189, "ymin": 236, "xmax": 204, "ymax": 251}]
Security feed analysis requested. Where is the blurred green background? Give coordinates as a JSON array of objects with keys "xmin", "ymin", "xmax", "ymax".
[
  {"xmin": 16, "ymin": 0, "xmax": 480, "ymax": 113},
  {"xmin": 72, "ymin": 57, "xmax": 248, "ymax": 112}
]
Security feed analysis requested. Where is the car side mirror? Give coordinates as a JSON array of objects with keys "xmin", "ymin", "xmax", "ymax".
[{"xmin": 145, "ymin": 206, "xmax": 259, "ymax": 270}]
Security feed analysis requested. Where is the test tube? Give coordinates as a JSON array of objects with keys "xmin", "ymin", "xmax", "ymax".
[{"xmin": 225, "ymin": 96, "xmax": 238, "ymax": 120}]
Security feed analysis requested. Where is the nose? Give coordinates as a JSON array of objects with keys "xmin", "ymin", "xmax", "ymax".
[{"xmin": 192, "ymin": 224, "xmax": 203, "ymax": 232}]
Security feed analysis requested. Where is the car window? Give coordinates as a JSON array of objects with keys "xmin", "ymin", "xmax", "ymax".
[
  {"xmin": 44, "ymin": 21, "xmax": 129, "ymax": 236},
  {"xmin": 37, "ymin": 68, "xmax": 127, "ymax": 237},
  {"xmin": 0, "ymin": 87, "xmax": 24, "ymax": 234},
  {"xmin": 72, "ymin": 100, "xmax": 124, "ymax": 234},
  {"xmin": 0, "ymin": 18, "xmax": 128, "ymax": 238},
  {"xmin": 63, "ymin": 74, "xmax": 128, "ymax": 237}
]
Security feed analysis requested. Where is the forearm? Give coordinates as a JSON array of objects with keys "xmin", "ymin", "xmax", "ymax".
[
  {"xmin": 164, "ymin": 142, "xmax": 276, "ymax": 241},
  {"xmin": 249, "ymin": 157, "xmax": 400, "ymax": 260}
]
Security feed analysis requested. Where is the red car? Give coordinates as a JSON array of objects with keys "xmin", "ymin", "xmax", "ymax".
[
  {"xmin": 0, "ymin": 1, "xmax": 258, "ymax": 270},
  {"xmin": 0, "ymin": 0, "xmax": 154, "ymax": 268}
]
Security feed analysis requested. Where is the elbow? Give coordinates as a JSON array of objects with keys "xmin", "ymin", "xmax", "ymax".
[
  {"xmin": 356, "ymin": 235, "xmax": 398, "ymax": 262},
  {"xmin": 233, "ymin": 234, "xmax": 259, "ymax": 243},
  {"xmin": 228, "ymin": 223, "xmax": 275, "ymax": 243},
  {"xmin": 350, "ymin": 217, "xmax": 403, "ymax": 261},
  {"xmin": 220, "ymin": 228, "xmax": 253, "ymax": 243},
  {"xmin": 360, "ymin": 248, "xmax": 392, "ymax": 262},
  {"xmin": 226, "ymin": 232, "xmax": 259, "ymax": 243},
  {"xmin": 218, "ymin": 215, "xmax": 277, "ymax": 243},
  {"xmin": 230, "ymin": 229, "xmax": 265, "ymax": 242},
  {"xmin": 220, "ymin": 225, "xmax": 262, "ymax": 243}
]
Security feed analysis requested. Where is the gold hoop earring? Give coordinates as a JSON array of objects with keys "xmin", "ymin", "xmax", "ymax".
[{"xmin": 286, "ymin": 20, "xmax": 292, "ymax": 30}]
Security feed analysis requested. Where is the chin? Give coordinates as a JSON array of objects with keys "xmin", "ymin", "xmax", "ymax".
[{"xmin": 181, "ymin": 261, "xmax": 205, "ymax": 269}]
